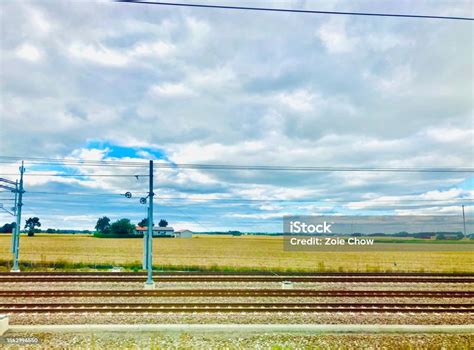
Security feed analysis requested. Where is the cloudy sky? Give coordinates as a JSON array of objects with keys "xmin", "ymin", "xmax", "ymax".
[{"xmin": 0, "ymin": 0, "xmax": 473, "ymax": 231}]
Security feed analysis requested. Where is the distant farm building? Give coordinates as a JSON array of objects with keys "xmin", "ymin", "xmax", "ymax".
[
  {"xmin": 135, "ymin": 226, "xmax": 174, "ymax": 237},
  {"xmin": 174, "ymin": 229, "xmax": 193, "ymax": 238},
  {"xmin": 436, "ymin": 232, "xmax": 463, "ymax": 240}
]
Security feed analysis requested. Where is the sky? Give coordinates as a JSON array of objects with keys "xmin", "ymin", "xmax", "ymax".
[{"xmin": 0, "ymin": 0, "xmax": 473, "ymax": 232}]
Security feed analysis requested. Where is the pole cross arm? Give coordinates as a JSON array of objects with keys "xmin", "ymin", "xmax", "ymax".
[
  {"xmin": 0, "ymin": 205, "xmax": 15, "ymax": 216},
  {"xmin": 0, "ymin": 184, "xmax": 16, "ymax": 192},
  {"xmin": 0, "ymin": 177, "xmax": 16, "ymax": 185}
]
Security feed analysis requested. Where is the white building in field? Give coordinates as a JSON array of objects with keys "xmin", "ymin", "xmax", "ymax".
[
  {"xmin": 174, "ymin": 229, "xmax": 193, "ymax": 238},
  {"xmin": 135, "ymin": 226, "xmax": 174, "ymax": 237}
]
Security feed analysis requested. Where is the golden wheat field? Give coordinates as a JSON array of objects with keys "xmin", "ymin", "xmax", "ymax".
[{"xmin": 0, "ymin": 234, "xmax": 473, "ymax": 273}]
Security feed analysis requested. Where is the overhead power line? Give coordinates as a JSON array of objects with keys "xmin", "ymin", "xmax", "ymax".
[
  {"xmin": 14, "ymin": 200, "xmax": 474, "ymax": 208},
  {"xmin": 0, "ymin": 157, "xmax": 149, "ymax": 169},
  {"xmin": 155, "ymin": 164, "xmax": 474, "ymax": 173},
  {"xmin": 0, "ymin": 157, "xmax": 149, "ymax": 168},
  {"xmin": 0, "ymin": 161, "xmax": 148, "ymax": 169},
  {"xmin": 2, "ymin": 190, "xmax": 473, "ymax": 203},
  {"xmin": 115, "ymin": 1, "xmax": 474, "ymax": 21},
  {"xmin": 0, "ymin": 174, "xmax": 149, "ymax": 177},
  {"xmin": 1, "ymin": 156, "xmax": 472, "ymax": 173},
  {"xmin": 9, "ymin": 191, "xmax": 146, "ymax": 197},
  {"xmin": 154, "ymin": 197, "xmax": 474, "ymax": 203}
]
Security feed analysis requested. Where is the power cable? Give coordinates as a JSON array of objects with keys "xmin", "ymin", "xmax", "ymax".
[
  {"xmin": 1, "ymin": 156, "xmax": 473, "ymax": 173},
  {"xmin": 1, "ymin": 189, "xmax": 473, "ymax": 203},
  {"xmin": 115, "ymin": 1, "xmax": 474, "ymax": 21}
]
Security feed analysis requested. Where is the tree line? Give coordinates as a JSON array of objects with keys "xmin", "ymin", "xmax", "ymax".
[
  {"xmin": 0, "ymin": 217, "xmax": 41, "ymax": 236},
  {"xmin": 95, "ymin": 216, "xmax": 168, "ymax": 235},
  {"xmin": 0, "ymin": 216, "xmax": 169, "ymax": 236}
]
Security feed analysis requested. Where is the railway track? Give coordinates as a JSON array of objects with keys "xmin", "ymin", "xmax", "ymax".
[
  {"xmin": 1, "ymin": 276, "xmax": 472, "ymax": 283},
  {"xmin": 1, "ymin": 289, "xmax": 472, "ymax": 298},
  {"xmin": 3, "ymin": 273, "xmax": 471, "ymax": 319},
  {"xmin": 0, "ymin": 302, "xmax": 471, "ymax": 314},
  {"xmin": 1, "ymin": 272, "xmax": 472, "ymax": 277},
  {"xmin": 2, "ymin": 273, "xmax": 472, "ymax": 318}
]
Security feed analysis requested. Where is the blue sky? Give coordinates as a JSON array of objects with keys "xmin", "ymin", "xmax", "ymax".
[{"xmin": 0, "ymin": 0, "xmax": 473, "ymax": 231}]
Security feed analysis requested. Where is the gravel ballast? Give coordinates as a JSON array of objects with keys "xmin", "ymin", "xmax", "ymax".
[
  {"xmin": 8, "ymin": 312, "xmax": 474, "ymax": 326},
  {"xmin": 1, "ymin": 332, "xmax": 473, "ymax": 350}
]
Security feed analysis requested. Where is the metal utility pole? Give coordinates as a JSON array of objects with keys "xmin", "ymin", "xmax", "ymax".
[
  {"xmin": 0, "ymin": 165, "xmax": 24, "ymax": 272},
  {"xmin": 145, "ymin": 160, "xmax": 155, "ymax": 288},
  {"xmin": 12, "ymin": 162, "xmax": 25, "ymax": 272},
  {"xmin": 123, "ymin": 161, "xmax": 154, "ymax": 287},
  {"xmin": 462, "ymin": 205, "xmax": 466, "ymax": 238},
  {"xmin": 0, "ymin": 179, "xmax": 17, "ymax": 266},
  {"xmin": 143, "ymin": 204, "xmax": 151, "ymax": 270},
  {"xmin": 143, "ymin": 205, "xmax": 149, "ymax": 270},
  {"xmin": 11, "ymin": 181, "xmax": 18, "ymax": 260}
]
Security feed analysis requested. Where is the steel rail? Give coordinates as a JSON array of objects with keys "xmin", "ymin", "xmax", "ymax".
[
  {"xmin": 0, "ymin": 289, "xmax": 472, "ymax": 298},
  {"xmin": 2, "ymin": 302, "xmax": 472, "ymax": 309},
  {"xmin": 1, "ymin": 276, "xmax": 472, "ymax": 283},
  {"xmin": 2, "ymin": 305, "xmax": 471, "ymax": 314},
  {"xmin": 1, "ymin": 272, "xmax": 472, "ymax": 277}
]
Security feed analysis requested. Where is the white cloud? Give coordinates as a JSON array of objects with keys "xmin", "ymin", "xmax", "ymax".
[
  {"xmin": 394, "ymin": 206, "xmax": 473, "ymax": 216},
  {"xmin": 278, "ymin": 89, "xmax": 316, "ymax": 112},
  {"xmin": 1, "ymin": 0, "xmax": 472, "ymax": 230},
  {"xmin": 188, "ymin": 66, "xmax": 237, "ymax": 90},
  {"xmin": 68, "ymin": 40, "xmax": 174, "ymax": 67},
  {"xmin": 130, "ymin": 41, "xmax": 175, "ymax": 58},
  {"xmin": 345, "ymin": 188, "xmax": 473, "ymax": 210},
  {"xmin": 15, "ymin": 43, "xmax": 43, "ymax": 62},
  {"xmin": 29, "ymin": 7, "xmax": 53, "ymax": 34},
  {"xmin": 317, "ymin": 18, "xmax": 356, "ymax": 54},
  {"xmin": 68, "ymin": 43, "xmax": 129, "ymax": 66},
  {"xmin": 150, "ymin": 83, "xmax": 195, "ymax": 97},
  {"xmin": 364, "ymin": 65, "xmax": 414, "ymax": 93},
  {"xmin": 70, "ymin": 148, "xmax": 108, "ymax": 161},
  {"xmin": 423, "ymin": 127, "xmax": 474, "ymax": 143},
  {"xmin": 365, "ymin": 33, "xmax": 412, "ymax": 52},
  {"xmin": 185, "ymin": 16, "xmax": 211, "ymax": 42}
]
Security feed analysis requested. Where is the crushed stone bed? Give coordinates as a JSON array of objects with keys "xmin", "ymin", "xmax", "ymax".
[
  {"xmin": 2, "ymin": 332, "xmax": 473, "ymax": 350},
  {"xmin": 1, "ymin": 281, "xmax": 473, "ymax": 291},
  {"xmin": 1, "ymin": 296, "xmax": 472, "ymax": 304},
  {"xmin": 7, "ymin": 312, "xmax": 473, "ymax": 326}
]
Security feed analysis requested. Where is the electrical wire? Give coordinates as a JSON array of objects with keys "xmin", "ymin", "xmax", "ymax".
[
  {"xmin": 2, "ymin": 155, "xmax": 473, "ymax": 173},
  {"xmin": 1, "ymin": 188, "xmax": 474, "ymax": 203},
  {"xmin": 0, "ymin": 174, "xmax": 149, "ymax": 177},
  {"xmin": 4, "ymin": 190, "xmax": 473, "ymax": 203},
  {"xmin": 0, "ymin": 159, "xmax": 472, "ymax": 173},
  {"xmin": 115, "ymin": 1, "xmax": 474, "ymax": 21}
]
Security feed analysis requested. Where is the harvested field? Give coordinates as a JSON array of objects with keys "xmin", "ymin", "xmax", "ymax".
[{"xmin": 0, "ymin": 234, "xmax": 473, "ymax": 273}]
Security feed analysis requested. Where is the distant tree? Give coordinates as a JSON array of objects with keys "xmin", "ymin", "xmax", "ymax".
[
  {"xmin": 137, "ymin": 218, "xmax": 148, "ymax": 228},
  {"xmin": 436, "ymin": 233, "xmax": 445, "ymax": 240},
  {"xmin": 394, "ymin": 231, "xmax": 410, "ymax": 237},
  {"xmin": 414, "ymin": 232, "xmax": 435, "ymax": 239},
  {"xmin": 110, "ymin": 218, "xmax": 135, "ymax": 235},
  {"xmin": 228, "ymin": 230, "xmax": 242, "ymax": 236},
  {"xmin": 95, "ymin": 217, "xmax": 111, "ymax": 234},
  {"xmin": 232, "ymin": 232, "xmax": 242, "ymax": 236},
  {"xmin": 0, "ymin": 222, "xmax": 16, "ymax": 234},
  {"xmin": 158, "ymin": 219, "xmax": 168, "ymax": 227},
  {"xmin": 25, "ymin": 217, "xmax": 41, "ymax": 237}
]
